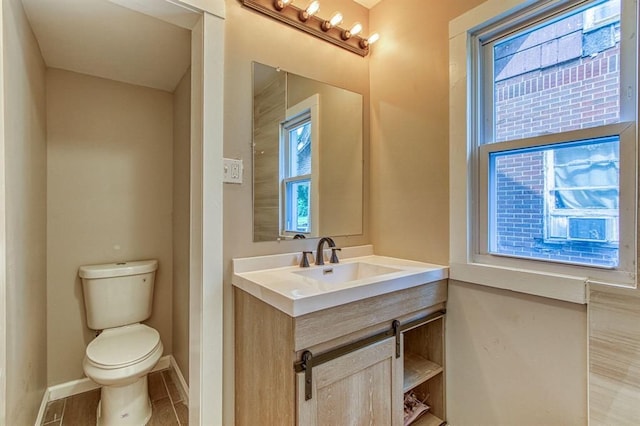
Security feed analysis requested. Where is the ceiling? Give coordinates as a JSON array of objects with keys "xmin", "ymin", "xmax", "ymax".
[
  {"xmin": 20, "ymin": 0, "xmax": 192, "ymax": 92},
  {"xmin": 353, "ymin": 0, "xmax": 384, "ymax": 8}
]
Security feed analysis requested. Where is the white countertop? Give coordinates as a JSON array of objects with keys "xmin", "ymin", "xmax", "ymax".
[{"xmin": 232, "ymin": 245, "xmax": 448, "ymax": 317}]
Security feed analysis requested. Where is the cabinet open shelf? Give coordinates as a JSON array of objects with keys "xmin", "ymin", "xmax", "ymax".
[
  {"xmin": 403, "ymin": 351, "xmax": 443, "ymax": 392},
  {"xmin": 412, "ymin": 412, "xmax": 446, "ymax": 426},
  {"xmin": 402, "ymin": 314, "xmax": 446, "ymax": 423}
]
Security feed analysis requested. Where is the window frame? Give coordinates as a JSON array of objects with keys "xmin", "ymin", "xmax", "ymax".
[
  {"xmin": 279, "ymin": 94, "xmax": 320, "ymax": 238},
  {"xmin": 449, "ymin": 0, "xmax": 638, "ymax": 303}
]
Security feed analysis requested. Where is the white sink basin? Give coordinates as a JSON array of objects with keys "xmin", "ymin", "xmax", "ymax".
[
  {"xmin": 232, "ymin": 246, "xmax": 448, "ymax": 317},
  {"xmin": 294, "ymin": 262, "xmax": 402, "ymax": 284}
]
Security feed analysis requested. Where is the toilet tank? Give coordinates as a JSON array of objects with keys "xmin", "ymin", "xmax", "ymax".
[{"xmin": 79, "ymin": 260, "xmax": 158, "ymax": 330}]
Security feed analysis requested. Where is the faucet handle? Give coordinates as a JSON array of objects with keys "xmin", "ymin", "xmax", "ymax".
[
  {"xmin": 330, "ymin": 247, "xmax": 341, "ymax": 264},
  {"xmin": 300, "ymin": 251, "xmax": 313, "ymax": 268}
]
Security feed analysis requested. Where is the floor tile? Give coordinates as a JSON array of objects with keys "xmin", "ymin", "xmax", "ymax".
[
  {"xmin": 62, "ymin": 389, "xmax": 100, "ymax": 426},
  {"xmin": 174, "ymin": 401, "xmax": 188, "ymax": 425},
  {"xmin": 149, "ymin": 371, "xmax": 168, "ymax": 402},
  {"xmin": 40, "ymin": 368, "xmax": 185, "ymax": 426},
  {"xmin": 148, "ymin": 397, "xmax": 179, "ymax": 426},
  {"xmin": 43, "ymin": 399, "xmax": 65, "ymax": 424},
  {"xmin": 162, "ymin": 370, "xmax": 183, "ymax": 403}
]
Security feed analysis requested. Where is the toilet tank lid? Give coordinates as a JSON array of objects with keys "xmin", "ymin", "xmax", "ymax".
[{"xmin": 79, "ymin": 260, "xmax": 158, "ymax": 279}]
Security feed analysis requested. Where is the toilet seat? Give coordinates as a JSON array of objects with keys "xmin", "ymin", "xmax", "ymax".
[{"xmin": 86, "ymin": 324, "xmax": 161, "ymax": 370}]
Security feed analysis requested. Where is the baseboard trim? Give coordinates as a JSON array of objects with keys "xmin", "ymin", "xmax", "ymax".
[
  {"xmin": 169, "ymin": 356, "xmax": 190, "ymax": 404},
  {"xmin": 48, "ymin": 376, "xmax": 100, "ymax": 402},
  {"xmin": 155, "ymin": 355, "xmax": 171, "ymax": 372},
  {"xmin": 41, "ymin": 354, "xmax": 181, "ymax": 407}
]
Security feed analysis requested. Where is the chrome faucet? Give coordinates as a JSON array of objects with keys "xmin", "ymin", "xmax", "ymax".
[{"xmin": 315, "ymin": 237, "xmax": 337, "ymax": 265}]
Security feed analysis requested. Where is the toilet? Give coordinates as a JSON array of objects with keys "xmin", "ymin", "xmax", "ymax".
[{"xmin": 79, "ymin": 260, "xmax": 163, "ymax": 426}]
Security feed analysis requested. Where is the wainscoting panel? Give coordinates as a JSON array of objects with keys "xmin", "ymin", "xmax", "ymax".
[{"xmin": 589, "ymin": 285, "xmax": 640, "ymax": 425}]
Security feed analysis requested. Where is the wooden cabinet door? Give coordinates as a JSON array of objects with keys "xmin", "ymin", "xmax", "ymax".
[{"xmin": 297, "ymin": 337, "xmax": 402, "ymax": 426}]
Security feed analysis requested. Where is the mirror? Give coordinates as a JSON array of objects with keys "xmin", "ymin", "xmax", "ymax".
[{"xmin": 252, "ymin": 62, "xmax": 363, "ymax": 242}]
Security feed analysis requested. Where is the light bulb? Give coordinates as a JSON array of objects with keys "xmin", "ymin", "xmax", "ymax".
[
  {"xmin": 274, "ymin": 0, "xmax": 291, "ymax": 11},
  {"xmin": 360, "ymin": 32, "xmax": 380, "ymax": 49},
  {"xmin": 350, "ymin": 22, "xmax": 362, "ymax": 37},
  {"xmin": 322, "ymin": 11, "xmax": 343, "ymax": 31},
  {"xmin": 329, "ymin": 12, "xmax": 343, "ymax": 26},
  {"xmin": 341, "ymin": 22, "xmax": 363, "ymax": 40},
  {"xmin": 306, "ymin": 1, "xmax": 320, "ymax": 15},
  {"xmin": 299, "ymin": 0, "xmax": 320, "ymax": 21}
]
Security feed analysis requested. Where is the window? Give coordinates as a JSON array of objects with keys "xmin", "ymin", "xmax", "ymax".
[
  {"xmin": 280, "ymin": 94, "xmax": 319, "ymax": 237},
  {"xmin": 281, "ymin": 114, "xmax": 311, "ymax": 233},
  {"xmin": 488, "ymin": 136, "xmax": 620, "ymax": 268},
  {"xmin": 450, "ymin": 0, "xmax": 637, "ymax": 301}
]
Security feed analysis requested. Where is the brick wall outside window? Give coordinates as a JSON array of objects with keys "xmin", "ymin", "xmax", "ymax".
[{"xmin": 496, "ymin": 46, "xmax": 620, "ymax": 142}]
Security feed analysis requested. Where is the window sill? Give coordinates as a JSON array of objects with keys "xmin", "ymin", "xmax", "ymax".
[{"xmin": 449, "ymin": 262, "xmax": 589, "ymax": 304}]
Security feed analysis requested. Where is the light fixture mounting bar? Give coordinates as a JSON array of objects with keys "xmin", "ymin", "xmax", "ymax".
[{"xmin": 241, "ymin": 0, "xmax": 370, "ymax": 57}]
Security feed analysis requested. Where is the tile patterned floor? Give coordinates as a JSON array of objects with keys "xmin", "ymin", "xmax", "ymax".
[{"xmin": 41, "ymin": 369, "xmax": 188, "ymax": 426}]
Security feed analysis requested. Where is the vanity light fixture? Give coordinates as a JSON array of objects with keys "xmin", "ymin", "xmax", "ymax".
[{"xmin": 241, "ymin": 0, "xmax": 377, "ymax": 56}]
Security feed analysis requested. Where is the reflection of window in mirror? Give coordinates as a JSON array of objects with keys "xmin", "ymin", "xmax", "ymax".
[{"xmin": 280, "ymin": 94, "xmax": 320, "ymax": 237}]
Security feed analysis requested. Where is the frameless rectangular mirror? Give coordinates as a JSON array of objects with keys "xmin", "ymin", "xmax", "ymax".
[{"xmin": 252, "ymin": 62, "xmax": 364, "ymax": 242}]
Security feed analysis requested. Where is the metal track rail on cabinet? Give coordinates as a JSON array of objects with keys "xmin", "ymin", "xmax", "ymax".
[{"xmin": 294, "ymin": 309, "xmax": 446, "ymax": 400}]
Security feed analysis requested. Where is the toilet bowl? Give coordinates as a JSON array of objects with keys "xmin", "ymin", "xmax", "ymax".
[
  {"xmin": 79, "ymin": 260, "xmax": 162, "ymax": 426},
  {"xmin": 83, "ymin": 324, "xmax": 163, "ymax": 425}
]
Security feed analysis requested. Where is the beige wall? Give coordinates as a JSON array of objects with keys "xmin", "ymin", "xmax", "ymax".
[
  {"xmin": 370, "ymin": 0, "xmax": 588, "ymax": 424},
  {"xmin": 448, "ymin": 281, "xmax": 587, "ymax": 425},
  {"xmin": 173, "ymin": 69, "xmax": 191, "ymax": 382},
  {"xmin": 2, "ymin": 0, "xmax": 48, "ymax": 423},
  {"xmin": 370, "ymin": 0, "xmax": 467, "ymax": 265},
  {"xmin": 46, "ymin": 69, "xmax": 174, "ymax": 385},
  {"xmin": 223, "ymin": 0, "xmax": 371, "ymax": 422}
]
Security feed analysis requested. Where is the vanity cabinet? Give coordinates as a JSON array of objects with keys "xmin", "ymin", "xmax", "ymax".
[{"xmin": 234, "ymin": 279, "xmax": 447, "ymax": 426}]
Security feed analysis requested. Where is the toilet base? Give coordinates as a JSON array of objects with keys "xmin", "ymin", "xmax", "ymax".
[{"xmin": 96, "ymin": 375, "xmax": 152, "ymax": 426}]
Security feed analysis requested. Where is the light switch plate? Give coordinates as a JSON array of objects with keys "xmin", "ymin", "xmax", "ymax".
[{"xmin": 223, "ymin": 158, "xmax": 243, "ymax": 184}]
